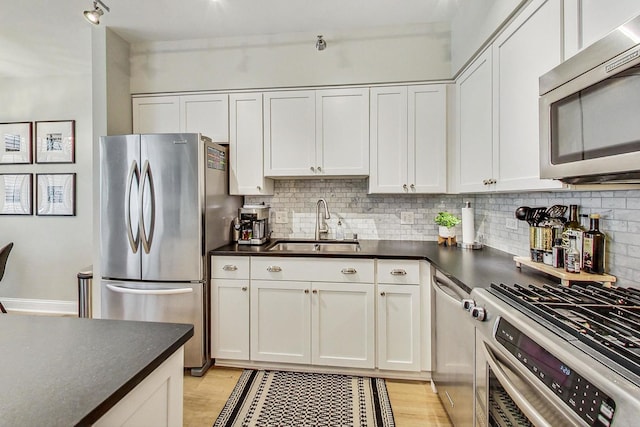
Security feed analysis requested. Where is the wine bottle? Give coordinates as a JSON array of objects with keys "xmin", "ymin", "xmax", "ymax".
[
  {"xmin": 583, "ymin": 214, "xmax": 605, "ymax": 274},
  {"xmin": 562, "ymin": 205, "xmax": 584, "ymax": 268}
]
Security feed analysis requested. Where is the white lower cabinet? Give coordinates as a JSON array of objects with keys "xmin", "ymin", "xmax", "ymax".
[
  {"xmin": 211, "ymin": 279, "xmax": 250, "ymax": 360},
  {"xmin": 376, "ymin": 260, "xmax": 422, "ymax": 372}
]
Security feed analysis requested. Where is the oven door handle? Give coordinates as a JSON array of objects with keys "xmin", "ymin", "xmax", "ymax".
[{"xmin": 483, "ymin": 342, "xmax": 555, "ymax": 427}]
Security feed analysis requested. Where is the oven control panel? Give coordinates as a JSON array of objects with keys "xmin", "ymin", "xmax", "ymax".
[{"xmin": 495, "ymin": 318, "xmax": 616, "ymax": 427}]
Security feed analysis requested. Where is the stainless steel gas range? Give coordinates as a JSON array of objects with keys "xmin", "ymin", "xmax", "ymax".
[{"xmin": 470, "ymin": 282, "xmax": 640, "ymax": 426}]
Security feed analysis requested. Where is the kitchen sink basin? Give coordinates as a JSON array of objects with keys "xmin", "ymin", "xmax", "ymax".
[{"xmin": 267, "ymin": 241, "xmax": 360, "ymax": 253}]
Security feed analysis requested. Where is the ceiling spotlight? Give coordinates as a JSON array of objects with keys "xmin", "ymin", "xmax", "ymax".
[
  {"xmin": 84, "ymin": 0, "xmax": 110, "ymax": 25},
  {"xmin": 316, "ymin": 35, "xmax": 327, "ymax": 51}
]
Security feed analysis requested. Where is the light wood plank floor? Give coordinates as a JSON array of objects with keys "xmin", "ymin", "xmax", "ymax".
[{"xmin": 184, "ymin": 366, "xmax": 453, "ymax": 427}]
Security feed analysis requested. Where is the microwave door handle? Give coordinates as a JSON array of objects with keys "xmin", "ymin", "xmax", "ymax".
[
  {"xmin": 125, "ymin": 160, "xmax": 140, "ymax": 253},
  {"xmin": 482, "ymin": 342, "xmax": 556, "ymax": 427},
  {"xmin": 139, "ymin": 160, "xmax": 156, "ymax": 254},
  {"xmin": 106, "ymin": 284, "xmax": 193, "ymax": 295}
]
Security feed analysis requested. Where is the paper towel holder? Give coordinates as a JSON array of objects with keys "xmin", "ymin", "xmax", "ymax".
[{"xmin": 458, "ymin": 201, "xmax": 483, "ymax": 250}]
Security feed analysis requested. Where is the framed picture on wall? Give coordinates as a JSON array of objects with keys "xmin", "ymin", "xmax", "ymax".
[
  {"xmin": 0, "ymin": 173, "xmax": 33, "ymax": 215},
  {"xmin": 35, "ymin": 120, "xmax": 75, "ymax": 163},
  {"xmin": 36, "ymin": 173, "xmax": 76, "ymax": 216},
  {"xmin": 0, "ymin": 122, "xmax": 32, "ymax": 164}
]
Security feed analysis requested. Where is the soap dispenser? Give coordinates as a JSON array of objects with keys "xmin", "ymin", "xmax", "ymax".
[{"xmin": 336, "ymin": 220, "xmax": 345, "ymax": 240}]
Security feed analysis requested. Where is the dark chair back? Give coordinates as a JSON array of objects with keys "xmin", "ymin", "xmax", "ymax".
[{"xmin": 0, "ymin": 242, "xmax": 14, "ymax": 281}]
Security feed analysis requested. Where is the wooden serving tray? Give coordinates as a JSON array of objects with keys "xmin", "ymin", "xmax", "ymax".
[{"xmin": 514, "ymin": 256, "xmax": 617, "ymax": 287}]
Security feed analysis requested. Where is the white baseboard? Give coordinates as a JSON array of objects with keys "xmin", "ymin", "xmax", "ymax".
[{"xmin": 1, "ymin": 297, "xmax": 77, "ymax": 315}]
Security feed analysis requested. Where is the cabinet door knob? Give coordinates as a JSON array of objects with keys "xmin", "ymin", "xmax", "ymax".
[
  {"xmin": 222, "ymin": 265, "xmax": 238, "ymax": 271},
  {"xmin": 341, "ymin": 268, "xmax": 357, "ymax": 274},
  {"xmin": 241, "ymin": 286, "xmax": 248, "ymax": 291},
  {"xmin": 390, "ymin": 269, "xmax": 407, "ymax": 276},
  {"xmin": 403, "ymin": 184, "xmax": 408, "ymax": 191},
  {"xmin": 304, "ymin": 289, "xmax": 310, "ymax": 294},
  {"xmin": 317, "ymin": 166, "xmax": 322, "ymax": 172},
  {"xmin": 482, "ymin": 179, "xmax": 488, "ymax": 185},
  {"xmin": 410, "ymin": 184, "xmax": 415, "ymax": 190},
  {"xmin": 380, "ymin": 292, "xmax": 386, "ymax": 296},
  {"xmin": 310, "ymin": 166, "xmax": 315, "ymax": 172},
  {"xmin": 267, "ymin": 266, "xmax": 282, "ymax": 272},
  {"xmin": 312, "ymin": 289, "xmax": 318, "ymax": 294},
  {"xmin": 257, "ymin": 185, "xmax": 262, "ymax": 191}
]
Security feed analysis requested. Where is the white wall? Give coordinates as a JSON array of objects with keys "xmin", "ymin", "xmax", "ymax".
[
  {"xmin": 450, "ymin": 0, "xmax": 526, "ymax": 76},
  {"xmin": 0, "ymin": 73, "xmax": 93, "ymax": 304},
  {"xmin": 130, "ymin": 24, "xmax": 451, "ymax": 93}
]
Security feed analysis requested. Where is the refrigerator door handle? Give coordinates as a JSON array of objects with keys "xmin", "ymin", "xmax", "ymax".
[
  {"xmin": 106, "ymin": 283, "xmax": 194, "ymax": 295},
  {"xmin": 125, "ymin": 160, "xmax": 140, "ymax": 253},
  {"xmin": 139, "ymin": 160, "xmax": 156, "ymax": 254}
]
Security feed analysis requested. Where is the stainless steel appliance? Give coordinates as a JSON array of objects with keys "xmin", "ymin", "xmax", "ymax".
[
  {"xmin": 432, "ymin": 271, "xmax": 475, "ymax": 426},
  {"xmin": 539, "ymin": 13, "xmax": 640, "ymax": 184},
  {"xmin": 237, "ymin": 205, "xmax": 270, "ymax": 245},
  {"xmin": 99, "ymin": 133, "xmax": 242, "ymax": 376},
  {"xmin": 471, "ymin": 282, "xmax": 640, "ymax": 426}
]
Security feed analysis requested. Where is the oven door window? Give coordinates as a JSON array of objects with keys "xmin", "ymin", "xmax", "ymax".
[{"xmin": 550, "ymin": 63, "xmax": 640, "ymax": 164}]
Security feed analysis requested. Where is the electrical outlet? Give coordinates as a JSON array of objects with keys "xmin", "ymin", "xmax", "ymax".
[
  {"xmin": 505, "ymin": 218, "xmax": 518, "ymax": 231},
  {"xmin": 275, "ymin": 211, "xmax": 288, "ymax": 224},
  {"xmin": 401, "ymin": 211, "xmax": 415, "ymax": 225}
]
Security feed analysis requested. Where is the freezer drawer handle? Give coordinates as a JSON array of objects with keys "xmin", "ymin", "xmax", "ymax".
[
  {"xmin": 267, "ymin": 266, "xmax": 282, "ymax": 272},
  {"xmin": 390, "ymin": 269, "xmax": 407, "ymax": 276},
  {"xmin": 341, "ymin": 268, "xmax": 357, "ymax": 274},
  {"xmin": 222, "ymin": 265, "xmax": 238, "ymax": 271},
  {"xmin": 106, "ymin": 284, "xmax": 193, "ymax": 295}
]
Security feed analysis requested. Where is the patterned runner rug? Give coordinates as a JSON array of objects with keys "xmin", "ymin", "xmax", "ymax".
[{"xmin": 213, "ymin": 370, "xmax": 395, "ymax": 427}]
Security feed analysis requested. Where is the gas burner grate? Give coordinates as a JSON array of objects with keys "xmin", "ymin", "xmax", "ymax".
[{"xmin": 490, "ymin": 282, "xmax": 640, "ymax": 379}]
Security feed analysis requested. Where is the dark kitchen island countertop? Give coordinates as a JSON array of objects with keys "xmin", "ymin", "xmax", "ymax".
[
  {"xmin": 0, "ymin": 316, "xmax": 193, "ymax": 426},
  {"xmin": 212, "ymin": 239, "xmax": 557, "ymax": 294}
]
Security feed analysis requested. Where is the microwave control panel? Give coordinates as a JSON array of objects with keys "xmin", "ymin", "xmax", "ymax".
[{"xmin": 495, "ymin": 318, "xmax": 616, "ymax": 427}]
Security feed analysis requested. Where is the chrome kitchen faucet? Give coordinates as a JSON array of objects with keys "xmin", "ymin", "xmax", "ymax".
[{"xmin": 315, "ymin": 199, "xmax": 330, "ymax": 240}]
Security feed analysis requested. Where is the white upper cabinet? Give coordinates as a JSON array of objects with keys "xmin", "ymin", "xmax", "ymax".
[
  {"xmin": 370, "ymin": 84, "xmax": 447, "ymax": 194},
  {"xmin": 455, "ymin": 0, "xmax": 563, "ymax": 193},
  {"xmin": 565, "ymin": 0, "xmax": 640, "ymax": 57},
  {"xmin": 316, "ymin": 88, "xmax": 370, "ymax": 176},
  {"xmin": 456, "ymin": 50, "xmax": 494, "ymax": 193},
  {"xmin": 180, "ymin": 94, "xmax": 229, "ymax": 142},
  {"xmin": 132, "ymin": 96, "xmax": 180, "ymax": 134},
  {"xmin": 229, "ymin": 93, "xmax": 274, "ymax": 196},
  {"xmin": 132, "ymin": 94, "xmax": 229, "ymax": 142},
  {"xmin": 263, "ymin": 90, "xmax": 316, "ymax": 177},
  {"xmin": 492, "ymin": 0, "xmax": 564, "ymax": 192},
  {"xmin": 264, "ymin": 88, "xmax": 369, "ymax": 177}
]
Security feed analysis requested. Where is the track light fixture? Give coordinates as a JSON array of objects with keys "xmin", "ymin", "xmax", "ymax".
[
  {"xmin": 316, "ymin": 35, "xmax": 327, "ymax": 51},
  {"xmin": 84, "ymin": 0, "xmax": 110, "ymax": 25}
]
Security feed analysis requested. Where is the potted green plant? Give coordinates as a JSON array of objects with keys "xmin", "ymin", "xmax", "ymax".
[{"xmin": 435, "ymin": 211, "xmax": 461, "ymax": 238}]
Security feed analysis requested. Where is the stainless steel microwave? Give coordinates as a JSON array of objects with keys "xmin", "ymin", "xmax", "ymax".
[{"xmin": 539, "ymin": 14, "xmax": 640, "ymax": 184}]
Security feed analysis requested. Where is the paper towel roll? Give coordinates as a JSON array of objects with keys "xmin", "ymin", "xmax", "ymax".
[{"xmin": 462, "ymin": 205, "xmax": 475, "ymax": 244}]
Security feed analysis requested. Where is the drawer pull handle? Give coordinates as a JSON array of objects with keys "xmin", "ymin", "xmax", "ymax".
[
  {"xmin": 241, "ymin": 286, "xmax": 248, "ymax": 291},
  {"xmin": 223, "ymin": 265, "xmax": 238, "ymax": 271},
  {"xmin": 390, "ymin": 269, "xmax": 407, "ymax": 276},
  {"xmin": 267, "ymin": 266, "xmax": 282, "ymax": 273},
  {"xmin": 341, "ymin": 268, "xmax": 357, "ymax": 275}
]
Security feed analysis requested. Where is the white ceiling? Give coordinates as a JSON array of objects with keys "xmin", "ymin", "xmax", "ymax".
[{"xmin": 0, "ymin": 0, "xmax": 460, "ymax": 78}]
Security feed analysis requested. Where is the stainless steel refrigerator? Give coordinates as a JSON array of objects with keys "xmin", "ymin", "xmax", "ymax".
[{"xmin": 99, "ymin": 133, "xmax": 241, "ymax": 376}]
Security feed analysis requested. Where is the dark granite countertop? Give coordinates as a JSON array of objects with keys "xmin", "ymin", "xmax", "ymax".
[
  {"xmin": 1, "ymin": 316, "xmax": 193, "ymax": 426},
  {"xmin": 212, "ymin": 240, "xmax": 557, "ymax": 294}
]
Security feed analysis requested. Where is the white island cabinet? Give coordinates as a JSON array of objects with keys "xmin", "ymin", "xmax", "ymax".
[{"xmin": 250, "ymin": 257, "xmax": 375, "ymax": 369}]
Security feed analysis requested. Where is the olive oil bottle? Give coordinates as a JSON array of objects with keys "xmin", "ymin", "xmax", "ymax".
[{"xmin": 583, "ymin": 214, "xmax": 605, "ymax": 274}]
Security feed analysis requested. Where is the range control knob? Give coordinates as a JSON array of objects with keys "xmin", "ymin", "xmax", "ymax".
[
  {"xmin": 471, "ymin": 306, "xmax": 486, "ymax": 321},
  {"xmin": 461, "ymin": 299, "xmax": 476, "ymax": 311}
]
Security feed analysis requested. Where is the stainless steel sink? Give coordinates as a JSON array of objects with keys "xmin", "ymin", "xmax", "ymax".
[{"xmin": 267, "ymin": 241, "xmax": 360, "ymax": 253}]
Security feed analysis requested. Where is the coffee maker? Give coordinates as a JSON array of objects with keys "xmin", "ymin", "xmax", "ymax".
[{"xmin": 236, "ymin": 205, "xmax": 270, "ymax": 245}]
